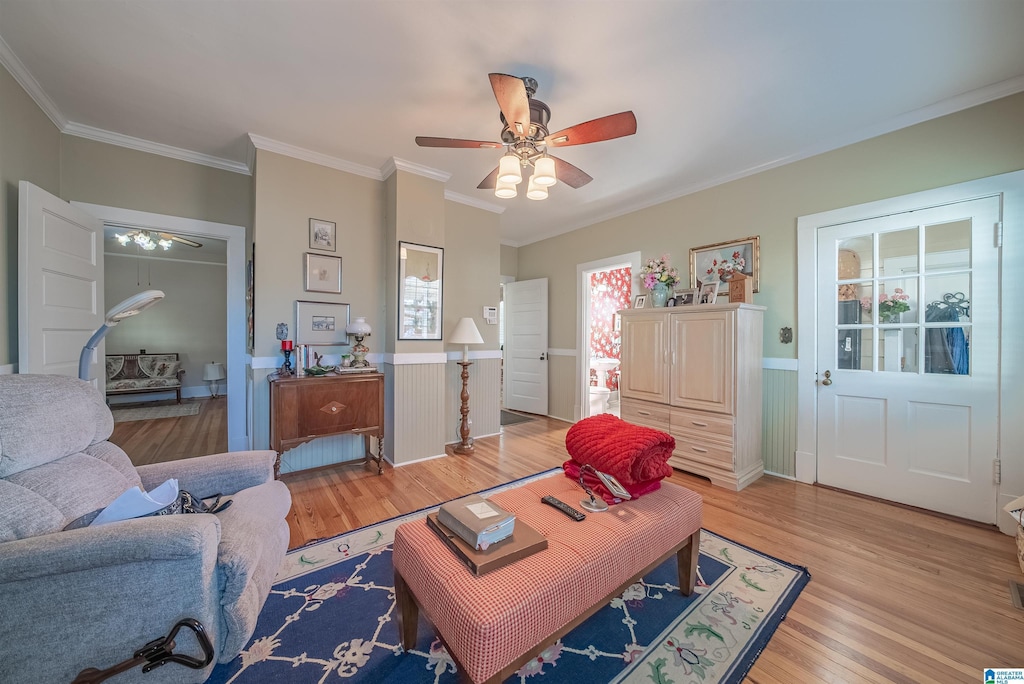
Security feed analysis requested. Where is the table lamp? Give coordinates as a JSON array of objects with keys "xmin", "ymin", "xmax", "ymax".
[
  {"xmin": 450, "ymin": 317, "xmax": 484, "ymax": 454},
  {"xmin": 203, "ymin": 362, "xmax": 226, "ymax": 398},
  {"xmin": 78, "ymin": 290, "xmax": 165, "ymax": 381},
  {"xmin": 346, "ymin": 317, "xmax": 372, "ymax": 367}
]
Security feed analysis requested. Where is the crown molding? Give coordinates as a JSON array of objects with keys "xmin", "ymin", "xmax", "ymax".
[
  {"xmin": 0, "ymin": 34, "xmax": 67, "ymax": 130},
  {"xmin": 516, "ymin": 74, "xmax": 1024, "ymax": 246},
  {"xmin": 444, "ymin": 190, "xmax": 505, "ymax": 214},
  {"xmin": 381, "ymin": 157, "xmax": 451, "ymax": 183},
  {"xmin": 64, "ymin": 122, "xmax": 250, "ymax": 174},
  {"xmin": 248, "ymin": 133, "xmax": 384, "ymax": 180}
]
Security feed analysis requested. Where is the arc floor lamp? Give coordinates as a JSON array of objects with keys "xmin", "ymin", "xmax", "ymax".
[{"xmin": 78, "ymin": 290, "xmax": 165, "ymax": 381}]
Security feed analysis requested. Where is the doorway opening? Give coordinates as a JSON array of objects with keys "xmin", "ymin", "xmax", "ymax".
[{"xmin": 577, "ymin": 252, "xmax": 641, "ymax": 420}]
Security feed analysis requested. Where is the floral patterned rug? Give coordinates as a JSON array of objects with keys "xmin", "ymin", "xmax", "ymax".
[{"xmin": 209, "ymin": 470, "xmax": 809, "ymax": 684}]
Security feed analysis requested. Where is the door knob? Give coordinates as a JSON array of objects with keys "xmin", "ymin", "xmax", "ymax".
[
  {"xmin": 821, "ymin": 370, "xmax": 832, "ymax": 386},
  {"xmin": 539, "ymin": 352, "xmax": 547, "ymax": 361}
]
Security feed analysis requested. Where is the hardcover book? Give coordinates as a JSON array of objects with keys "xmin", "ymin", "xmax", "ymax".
[
  {"xmin": 426, "ymin": 513, "xmax": 548, "ymax": 576},
  {"xmin": 437, "ymin": 494, "xmax": 515, "ymax": 550}
]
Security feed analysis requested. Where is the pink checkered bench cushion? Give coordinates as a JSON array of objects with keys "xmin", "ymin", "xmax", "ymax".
[{"xmin": 392, "ymin": 475, "xmax": 703, "ymax": 684}]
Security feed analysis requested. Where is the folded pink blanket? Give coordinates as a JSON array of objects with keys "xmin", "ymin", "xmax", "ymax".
[
  {"xmin": 562, "ymin": 459, "xmax": 663, "ymax": 505},
  {"xmin": 564, "ymin": 413, "xmax": 674, "ymax": 485}
]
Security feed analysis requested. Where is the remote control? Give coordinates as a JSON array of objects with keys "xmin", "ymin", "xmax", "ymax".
[{"xmin": 541, "ymin": 495, "xmax": 586, "ymax": 521}]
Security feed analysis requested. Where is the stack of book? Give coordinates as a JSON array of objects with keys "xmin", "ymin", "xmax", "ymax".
[{"xmin": 427, "ymin": 494, "xmax": 547, "ymax": 575}]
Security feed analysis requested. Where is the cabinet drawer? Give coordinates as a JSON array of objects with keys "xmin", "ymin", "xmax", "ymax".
[
  {"xmin": 670, "ymin": 407, "xmax": 734, "ymax": 440},
  {"xmin": 672, "ymin": 435, "xmax": 734, "ymax": 467},
  {"xmin": 620, "ymin": 399, "xmax": 670, "ymax": 430}
]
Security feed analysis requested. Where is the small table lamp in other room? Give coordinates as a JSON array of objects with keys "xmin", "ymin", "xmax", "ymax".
[
  {"xmin": 450, "ymin": 317, "xmax": 484, "ymax": 455},
  {"xmin": 346, "ymin": 317, "xmax": 372, "ymax": 367},
  {"xmin": 203, "ymin": 362, "xmax": 226, "ymax": 398}
]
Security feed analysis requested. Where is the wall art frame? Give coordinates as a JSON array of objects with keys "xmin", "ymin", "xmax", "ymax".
[
  {"xmin": 398, "ymin": 241, "xmax": 443, "ymax": 340},
  {"xmin": 309, "ymin": 218, "xmax": 337, "ymax": 252},
  {"xmin": 689, "ymin": 235, "xmax": 760, "ymax": 292},
  {"xmin": 304, "ymin": 252, "xmax": 342, "ymax": 293},
  {"xmin": 295, "ymin": 300, "xmax": 351, "ymax": 346}
]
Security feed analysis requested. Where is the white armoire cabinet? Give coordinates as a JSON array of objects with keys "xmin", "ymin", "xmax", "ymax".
[{"xmin": 619, "ymin": 303, "xmax": 765, "ymax": 490}]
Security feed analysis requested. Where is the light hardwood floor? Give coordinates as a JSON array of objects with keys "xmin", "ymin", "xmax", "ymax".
[{"xmin": 110, "ymin": 399, "xmax": 1024, "ymax": 681}]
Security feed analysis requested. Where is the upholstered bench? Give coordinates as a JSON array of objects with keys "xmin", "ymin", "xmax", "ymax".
[{"xmin": 392, "ymin": 475, "xmax": 703, "ymax": 684}]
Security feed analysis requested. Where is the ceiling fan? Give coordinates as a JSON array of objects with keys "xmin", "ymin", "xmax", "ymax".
[
  {"xmin": 415, "ymin": 73, "xmax": 637, "ymax": 200},
  {"xmin": 112, "ymin": 227, "xmax": 202, "ymax": 251}
]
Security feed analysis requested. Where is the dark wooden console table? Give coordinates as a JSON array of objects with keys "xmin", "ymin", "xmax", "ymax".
[{"xmin": 268, "ymin": 371, "xmax": 385, "ymax": 477}]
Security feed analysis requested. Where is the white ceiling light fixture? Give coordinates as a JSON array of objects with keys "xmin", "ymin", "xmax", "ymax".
[
  {"xmin": 526, "ymin": 176, "xmax": 548, "ymax": 201},
  {"xmin": 494, "ymin": 179, "xmax": 518, "ymax": 199},
  {"xmin": 497, "ymin": 152, "xmax": 523, "ymax": 184},
  {"xmin": 533, "ymin": 156, "xmax": 557, "ymax": 187},
  {"xmin": 113, "ymin": 228, "xmax": 203, "ymax": 251}
]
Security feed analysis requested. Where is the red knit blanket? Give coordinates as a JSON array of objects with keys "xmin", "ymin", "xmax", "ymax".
[
  {"xmin": 562, "ymin": 459, "xmax": 663, "ymax": 505},
  {"xmin": 564, "ymin": 413, "xmax": 675, "ymax": 485}
]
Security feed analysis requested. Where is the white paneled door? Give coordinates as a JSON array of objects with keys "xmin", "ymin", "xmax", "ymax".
[
  {"xmin": 815, "ymin": 196, "xmax": 1000, "ymax": 523},
  {"xmin": 18, "ymin": 182, "xmax": 105, "ymax": 385},
  {"xmin": 504, "ymin": 278, "xmax": 548, "ymax": 415}
]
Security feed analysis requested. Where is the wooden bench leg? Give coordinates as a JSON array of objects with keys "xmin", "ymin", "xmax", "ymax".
[
  {"xmin": 393, "ymin": 570, "xmax": 419, "ymax": 651},
  {"xmin": 677, "ymin": 529, "xmax": 700, "ymax": 596}
]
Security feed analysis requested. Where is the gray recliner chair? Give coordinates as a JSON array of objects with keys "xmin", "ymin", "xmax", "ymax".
[{"xmin": 0, "ymin": 374, "xmax": 291, "ymax": 683}]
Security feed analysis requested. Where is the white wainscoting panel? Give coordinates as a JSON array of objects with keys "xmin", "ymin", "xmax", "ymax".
[
  {"xmin": 446, "ymin": 357, "xmax": 501, "ymax": 444},
  {"xmin": 387, "ymin": 362, "xmax": 446, "ymax": 465},
  {"xmin": 762, "ymin": 368, "xmax": 798, "ymax": 478}
]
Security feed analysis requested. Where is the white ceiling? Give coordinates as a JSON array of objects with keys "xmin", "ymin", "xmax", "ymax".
[{"xmin": 3, "ymin": 1, "xmax": 1024, "ymax": 246}]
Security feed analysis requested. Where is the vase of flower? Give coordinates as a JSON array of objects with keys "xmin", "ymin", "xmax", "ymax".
[
  {"xmin": 641, "ymin": 254, "xmax": 680, "ymax": 308},
  {"xmin": 651, "ymin": 282, "xmax": 670, "ymax": 307}
]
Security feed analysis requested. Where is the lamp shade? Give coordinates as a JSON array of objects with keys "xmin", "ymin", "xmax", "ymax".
[
  {"xmin": 105, "ymin": 290, "xmax": 164, "ymax": 325},
  {"xmin": 526, "ymin": 176, "xmax": 548, "ymax": 201},
  {"xmin": 346, "ymin": 317, "xmax": 372, "ymax": 336},
  {"xmin": 533, "ymin": 156, "xmax": 557, "ymax": 186},
  {"xmin": 497, "ymin": 153, "xmax": 522, "ymax": 184},
  {"xmin": 203, "ymin": 362, "xmax": 225, "ymax": 381},
  {"xmin": 450, "ymin": 317, "xmax": 484, "ymax": 345},
  {"xmin": 494, "ymin": 179, "xmax": 517, "ymax": 199}
]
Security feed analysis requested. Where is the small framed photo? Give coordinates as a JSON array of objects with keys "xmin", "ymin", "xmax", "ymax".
[
  {"xmin": 698, "ymin": 281, "xmax": 720, "ymax": 305},
  {"xmin": 304, "ymin": 253, "xmax": 342, "ymax": 293},
  {"xmin": 295, "ymin": 300, "xmax": 350, "ymax": 345},
  {"xmin": 666, "ymin": 297, "xmax": 677, "ymax": 307},
  {"xmin": 633, "ymin": 294, "xmax": 647, "ymax": 308},
  {"xmin": 309, "ymin": 218, "xmax": 337, "ymax": 252},
  {"xmin": 674, "ymin": 287, "xmax": 698, "ymax": 306}
]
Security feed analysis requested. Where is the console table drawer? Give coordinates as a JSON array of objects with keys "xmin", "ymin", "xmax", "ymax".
[
  {"xmin": 670, "ymin": 407, "xmax": 734, "ymax": 440},
  {"xmin": 620, "ymin": 398, "xmax": 670, "ymax": 431}
]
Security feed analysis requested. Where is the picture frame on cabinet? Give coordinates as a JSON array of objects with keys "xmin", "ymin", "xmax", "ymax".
[
  {"xmin": 690, "ymin": 235, "xmax": 759, "ymax": 292},
  {"xmin": 698, "ymin": 281, "xmax": 720, "ymax": 305},
  {"xmin": 674, "ymin": 287, "xmax": 698, "ymax": 306},
  {"xmin": 633, "ymin": 294, "xmax": 647, "ymax": 308}
]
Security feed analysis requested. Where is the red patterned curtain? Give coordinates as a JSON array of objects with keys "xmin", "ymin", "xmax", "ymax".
[{"xmin": 588, "ymin": 267, "xmax": 631, "ymax": 390}]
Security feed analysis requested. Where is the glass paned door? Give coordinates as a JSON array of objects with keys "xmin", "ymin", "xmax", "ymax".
[{"xmin": 816, "ymin": 196, "xmax": 999, "ymax": 523}]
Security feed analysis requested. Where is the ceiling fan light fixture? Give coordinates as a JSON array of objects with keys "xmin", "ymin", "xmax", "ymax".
[
  {"xmin": 498, "ymin": 153, "xmax": 522, "ymax": 184},
  {"xmin": 495, "ymin": 179, "xmax": 518, "ymax": 199},
  {"xmin": 526, "ymin": 176, "xmax": 548, "ymax": 201},
  {"xmin": 533, "ymin": 156, "xmax": 557, "ymax": 187}
]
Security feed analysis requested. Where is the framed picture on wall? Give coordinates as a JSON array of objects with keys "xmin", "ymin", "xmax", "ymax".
[
  {"xmin": 309, "ymin": 218, "xmax": 337, "ymax": 252},
  {"xmin": 304, "ymin": 253, "xmax": 342, "ymax": 293},
  {"xmin": 295, "ymin": 300, "xmax": 350, "ymax": 345},
  {"xmin": 689, "ymin": 235, "xmax": 760, "ymax": 292}
]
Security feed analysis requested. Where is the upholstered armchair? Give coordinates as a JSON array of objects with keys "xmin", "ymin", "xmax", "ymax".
[{"xmin": 0, "ymin": 374, "xmax": 291, "ymax": 683}]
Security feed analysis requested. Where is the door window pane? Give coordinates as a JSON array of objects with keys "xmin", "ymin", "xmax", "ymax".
[
  {"xmin": 923, "ymin": 274, "xmax": 971, "ymax": 324},
  {"xmin": 880, "ymin": 328, "xmax": 918, "ymax": 373},
  {"xmin": 878, "ymin": 228, "xmax": 919, "ymax": 276},
  {"xmin": 925, "ymin": 220, "xmax": 971, "ymax": 272},
  {"xmin": 874, "ymin": 278, "xmax": 917, "ymax": 324},
  {"xmin": 838, "ymin": 236, "xmax": 872, "ymax": 280}
]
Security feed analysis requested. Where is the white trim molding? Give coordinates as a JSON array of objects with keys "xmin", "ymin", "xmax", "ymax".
[
  {"xmin": 445, "ymin": 350, "xmax": 503, "ymax": 362},
  {"xmin": 763, "ymin": 357, "xmax": 798, "ymax": 371},
  {"xmin": 444, "ymin": 190, "xmax": 505, "ymax": 214},
  {"xmin": 547, "ymin": 348, "xmax": 577, "ymax": 357},
  {"xmin": 381, "ymin": 157, "xmax": 451, "ymax": 183},
  {"xmin": 65, "ymin": 122, "xmax": 250, "ymax": 174},
  {"xmin": 0, "ymin": 363, "xmax": 16, "ymax": 375},
  {"xmin": 384, "ymin": 353, "xmax": 449, "ymax": 365},
  {"xmin": 248, "ymin": 134, "xmax": 383, "ymax": 179},
  {"xmin": 0, "ymin": 34, "xmax": 67, "ymax": 129}
]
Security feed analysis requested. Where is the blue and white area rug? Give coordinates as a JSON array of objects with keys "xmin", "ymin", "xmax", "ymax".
[{"xmin": 209, "ymin": 470, "xmax": 810, "ymax": 684}]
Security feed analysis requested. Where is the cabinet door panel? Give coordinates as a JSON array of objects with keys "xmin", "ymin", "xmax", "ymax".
[
  {"xmin": 620, "ymin": 314, "xmax": 670, "ymax": 403},
  {"xmin": 670, "ymin": 312, "xmax": 733, "ymax": 414}
]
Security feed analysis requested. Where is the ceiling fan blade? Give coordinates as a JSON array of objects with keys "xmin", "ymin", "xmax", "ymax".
[
  {"xmin": 160, "ymin": 233, "xmax": 202, "ymax": 248},
  {"xmin": 550, "ymin": 155, "xmax": 593, "ymax": 189},
  {"xmin": 476, "ymin": 166, "xmax": 500, "ymax": 189},
  {"xmin": 544, "ymin": 111, "xmax": 637, "ymax": 147},
  {"xmin": 489, "ymin": 73, "xmax": 530, "ymax": 139},
  {"xmin": 415, "ymin": 136, "xmax": 502, "ymax": 149}
]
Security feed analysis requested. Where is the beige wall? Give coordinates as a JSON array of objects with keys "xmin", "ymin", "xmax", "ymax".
[
  {"xmin": 105, "ymin": 253, "xmax": 228, "ymax": 395},
  {"xmin": 500, "ymin": 243, "xmax": 518, "ymax": 278},
  {"xmin": 519, "ymin": 93, "xmax": 1024, "ymax": 362},
  {"xmin": 252, "ymin": 149, "xmax": 385, "ymax": 359},
  {"xmin": 61, "ymin": 136, "xmax": 252, "ymax": 231},
  {"xmin": 443, "ymin": 200, "xmax": 501, "ymax": 352},
  {"xmin": 0, "ymin": 65, "xmax": 61, "ymax": 367}
]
